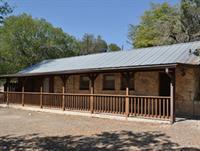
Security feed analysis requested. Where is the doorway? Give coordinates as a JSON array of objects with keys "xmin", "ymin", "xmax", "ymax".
[{"xmin": 159, "ymin": 72, "xmax": 170, "ymax": 96}]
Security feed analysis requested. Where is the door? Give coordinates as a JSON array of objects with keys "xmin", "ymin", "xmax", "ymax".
[{"xmin": 159, "ymin": 73, "xmax": 170, "ymax": 96}]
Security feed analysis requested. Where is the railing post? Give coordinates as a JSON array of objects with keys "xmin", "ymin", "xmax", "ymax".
[
  {"xmin": 60, "ymin": 75, "xmax": 69, "ymax": 111},
  {"xmin": 22, "ymin": 86, "xmax": 24, "ymax": 106},
  {"xmin": 6, "ymin": 88, "xmax": 9, "ymax": 105},
  {"xmin": 21, "ymin": 78, "xmax": 26, "ymax": 106},
  {"xmin": 122, "ymin": 72, "xmax": 131, "ymax": 118},
  {"xmin": 62, "ymin": 85, "xmax": 65, "ymax": 111},
  {"xmin": 40, "ymin": 81, "xmax": 43, "ymax": 108},
  {"xmin": 125, "ymin": 87, "xmax": 129, "ymax": 118},
  {"xmin": 90, "ymin": 86, "xmax": 94, "ymax": 114},
  {"xmin": 88, "ymin": 74, "xmax": 98, "ymax": 114},
  {"xmin": 170, "ymin": 81, "xmax": 175, "ymax": 124},
  {"xmin": 166, "ymin": 68, "xmax": 175, "ymax": 124},
  {"xmin": 6, "ymin": 78, "xmax": 10, "ymax": 106}
]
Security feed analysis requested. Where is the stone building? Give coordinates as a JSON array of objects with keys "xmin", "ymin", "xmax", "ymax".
[{"xmin": 1, "ymin": 41, "xmax": 200, "ymax": 122}]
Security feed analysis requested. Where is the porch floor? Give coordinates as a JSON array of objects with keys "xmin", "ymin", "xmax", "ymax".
[{"xmin": 0, "ymin": 107, "xmax": 200, "ymax": 150}]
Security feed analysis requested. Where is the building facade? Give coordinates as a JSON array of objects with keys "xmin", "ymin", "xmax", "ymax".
[{"xmin": 1, "ymin": 41, "xmax": 200, "ymax": 122}]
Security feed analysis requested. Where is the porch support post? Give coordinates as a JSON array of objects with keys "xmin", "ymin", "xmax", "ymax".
[
  {"xmin": 89, "ymin": 73, "xmax": 98, "ymax": 114},
  {"xmin": 123, "ymin": 72, "xmax": 131, "ymax": 118},
  {"xmin": 170, "ymin": 81, "xmax": 174, "ymax": 123},
  {"xmin": 165, "ymin": 68, "xmax": 175, "ymax": 124},
  {"xmin": 39, "ymin": 78, "xmax": 43, "ymax": 108},
  {"xmin": 60, "ymin": 75, "xmax": 69, "ymax": 111},
  {"xmin": 21, "ymin": 78, "xmax": 26, "ymax": 107},
  {"xmin": 6, "ymin": 78, "xmax": 10, "ymax": 105},
  {"xmin": 90, "ymin": 84, "xmax": 94, "ymax": 114},
  {"xmin": 125, "ymin": 87, "xmax": 129, "ymax": 118}
]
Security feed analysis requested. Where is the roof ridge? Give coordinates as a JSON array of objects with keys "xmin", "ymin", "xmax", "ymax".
[
  {"xmin": 130, "ymin": 41, "xmax": 200, "ymax": 51},
  {"xmin": 41, "ymin": 41, "xmax": 200, "ymax": 63}
]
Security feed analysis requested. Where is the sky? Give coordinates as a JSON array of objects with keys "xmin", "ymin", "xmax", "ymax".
[{"xmin": 8, "ymin": 0, "xmax": 179, "ymax": 49}]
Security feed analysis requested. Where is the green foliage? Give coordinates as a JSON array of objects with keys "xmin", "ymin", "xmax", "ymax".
[
  {"xmin": 79, "ymin": 34, "xmax": 121, "ymax": 54},
  {"xmin": 128, "ymin": 0, "xmax": 200, "ymax": 48},
  {"xmin": 0, "ymin": 0, "xmax": 121, "ymax": 75},
  {"xmin": 128, "ymin": 3, "xmax": 180, "ymax": 48},
  {"xmin": 94, "ymin": 35, "xmax": 108, "ymax": 53},
  {"xmin": 180, "ymin": 0, "xmax": 200, "ymax": 41},
  {"xmin": 0, "ymin": 0, "xmax": 13, "ymax": 24},
  {"xmin": 0, "ymin": 14, "xmax": 80, "ymax": 74},
  {"xmin": 79, "ymin": 34, "xmax": 95, "ymax": 55},
  {"xmin": 79, "ymin": 34, "xmax": 108, "ymax": 55},
  {"xmin": 0, "ymin": 14, "xmax": 120, "ymax": 75},
  {"xmin": 108, "ymin": 43, "xmax": 121, "ymax": 51}
]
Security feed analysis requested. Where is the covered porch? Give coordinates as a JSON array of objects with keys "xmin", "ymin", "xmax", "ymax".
[{"xmin": 0, "ymin": 66, "xmax": 176, "ymax": 123}]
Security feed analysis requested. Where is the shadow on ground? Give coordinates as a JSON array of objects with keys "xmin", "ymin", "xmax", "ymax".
[
  {"xmin": 176, "ymin": 116, "xmax": 200, "ymax": 123},
  {"xmin": 0, "ymin": 131, "xmax": 199, "ymax": 151}
]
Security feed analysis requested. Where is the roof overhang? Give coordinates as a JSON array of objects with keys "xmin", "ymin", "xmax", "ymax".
[{"xmin": 0, "ymin": 63, "xmax": 182, "ymax": 79}]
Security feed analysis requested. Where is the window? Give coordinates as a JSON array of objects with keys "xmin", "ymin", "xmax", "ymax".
[
  {"xmin": 103, "ymin": 74, "xmax": 115, "ymax": 90},
  {"xmin": 79, "ymin": 75, "xmax": 90, "ymax": 90},
  {"xmin": 121, "ymin": 74, "xmax": 135, "ymax": 90}
]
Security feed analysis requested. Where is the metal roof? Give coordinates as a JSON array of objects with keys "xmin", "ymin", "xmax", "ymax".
[{"xmin": 2, "ymin": 41, "xmax": 200, "ymax": 77}]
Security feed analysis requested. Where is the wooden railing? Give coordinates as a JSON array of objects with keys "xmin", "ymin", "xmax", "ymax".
[
  {"xmin": 43, "ymin": 93, "xmax": 62, "ymax": 109},
  {"xmin": 93, "ymin": 94, "xmax": 126, "ymax": 114},
  {"xmin": 64, "ymin": 94, "xmax": 90, "ymax": 111},
  {"xmin": 129, "ymin": 95, "xmax": 170, "ymax": 119},
  {"xmin": 24, "ymin": 92, "xmax": 40, "ymax": 106},
  {"xmin": 3, "ymin": 91, "xmax": 172, "ymax": 121},
  {"xmin": 0, "ymin": 92, "xmax": 5, "ymax": 104},
  {"xmin": 8, "ymin": 92, "xmax": 21, "ymax": 104}
]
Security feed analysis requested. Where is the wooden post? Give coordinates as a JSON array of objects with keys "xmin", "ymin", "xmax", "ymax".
[
  {"xmin": 40, "ymin": 83, "xmax": 43, "ymax": 108},
  {"xmin": 166, "ymin": 68, "xmax": 175, "ymax": 124},
  {"xmin": 89, "ymin": 74, "xmax": 98, "ymax": 114},
  {"xmin": 90, "ymin": 82, "xmax": 94, "ymax": 114},
  {"xmin": 6, "ymin": 78, "xmax": 10, "ymax": 106},
  {"xmin": 123, "ymin": 72, "xmax": 130, "ymax": 118},
  {"xmin": 62, "ymin": 84, "xmax": 65, "ymax": 111},
  {"xmin": 21, "ymin": 78, "xmax": 26, "ymax": 106},
  {"xmin": 125, "ymin": 87, "xmax": 129, "ymax": 117},
  {"xmin": 22, "ymin": 85, "xmax": 25, "ymax": 106},
  {"xmin": 60, "ymin": 75, "xmax": 69, "ymax": 111},
  {"xmin": 170, "ymin": 81, "xmax": 174, "ymax": 124}
]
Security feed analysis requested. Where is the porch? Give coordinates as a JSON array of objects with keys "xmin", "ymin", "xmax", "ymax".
[{"xmin": 0, "ymin": 68, "xmax": 175, "ymax": 123}]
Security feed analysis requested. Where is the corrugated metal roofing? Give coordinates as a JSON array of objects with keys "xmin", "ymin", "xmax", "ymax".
[{"xmin": 14, "ymin": 41, "xmax": 200, "ymax": 75}]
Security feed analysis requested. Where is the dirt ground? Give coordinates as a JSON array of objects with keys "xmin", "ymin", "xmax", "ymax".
[{"xmin": 0, "ymin": 107, "xmax": 200, "ymax": 151}]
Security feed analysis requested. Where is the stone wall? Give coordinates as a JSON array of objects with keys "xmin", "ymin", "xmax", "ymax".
[
  {"xmin": 52, "ymin": 66, "xmax": 200, "ymax": 117},
  {"xmin": 53, "ymin": 72, "xmax": 159, "ymax": 96},
  {"xmin": 175, "ymin": 66, "xmax": 200, "ymax": 117}
]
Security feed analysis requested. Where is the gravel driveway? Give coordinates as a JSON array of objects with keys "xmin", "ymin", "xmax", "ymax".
[{"xmin": 0, "ymin": 107, "xmax": 200, "ymax": 151}]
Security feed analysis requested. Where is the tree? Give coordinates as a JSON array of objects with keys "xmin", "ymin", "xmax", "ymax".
[
  {"xmin": 128, "ymin": 1, "xmax": 200, "ymax": 48},
  {"xmin": 108, "ymin": 43, "xmax": 121, "ymax": 51},
  {"xmin": 180, "ymin": 0, "xmax": 200, "ymax": 42},
  {"xmin": 0, "ymin": 14, "xmax": 80, "ymax": 74},
  {"xmin": 128, "ymin": 3, "xmax": 180, "ymax": 48},
  {"xmin": 94, "ymin": 35, "xmax": 107, "ymax": 53},
  {"xmin": 79, "ymin": 34, "xmax": 96, "ymax": 55},
  {"xmin": 0, "ymin": 0, "xmax": 13, "ymax": 24},
  {"xmin": 79, "ymin": 34, "xmax": 108, "ymax": 55}
]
